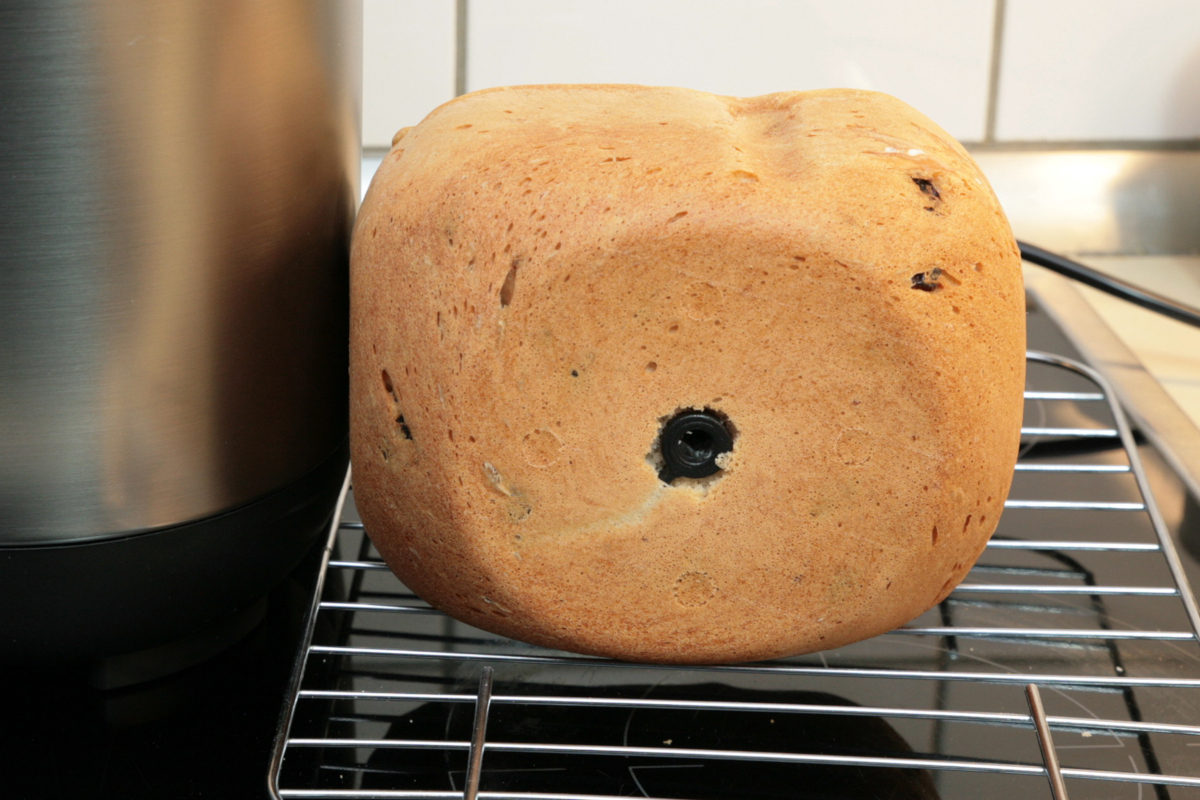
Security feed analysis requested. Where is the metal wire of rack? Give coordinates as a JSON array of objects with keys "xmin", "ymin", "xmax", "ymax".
[{"xmin": 270, "ymin": 351, "xmax": 1200, "ymax": 800}]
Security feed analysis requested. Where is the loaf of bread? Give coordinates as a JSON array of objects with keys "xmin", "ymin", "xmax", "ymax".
[{"xmin": 349, "ymin": 85, "xmax": 1025, "ymax": 664}]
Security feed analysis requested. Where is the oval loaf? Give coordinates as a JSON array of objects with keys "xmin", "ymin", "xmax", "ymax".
[{"xmin": 350, "ymin": 85, "xmax": 1026, "ymax": 663}]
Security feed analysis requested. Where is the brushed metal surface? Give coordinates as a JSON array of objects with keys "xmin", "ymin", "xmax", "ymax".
[
  {"xmin": 1026, "ymin": 265, "xmax": 1200, "ymax": 515},
  {"xmin": 0, "ymin": 0, "xmax": 362, "ymax": 543},
  {"xmin": 972, "ymin": 149, "xmax": 1200, "ymax": 256},
  {"xmin": 969, "ymin": 147, "xmax": 1200, "ymax": 512}
]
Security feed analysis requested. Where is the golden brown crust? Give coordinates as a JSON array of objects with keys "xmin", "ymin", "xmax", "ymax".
[{"xmin": 349, "ymin": 85, "xmax": 1025, "ymax": 663}]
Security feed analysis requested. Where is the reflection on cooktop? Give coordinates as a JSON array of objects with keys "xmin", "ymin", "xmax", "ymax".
[
  {"xmin": 362, "ymin": 683, "xmax": 938, "ymax": 799},
  {"xmin": 0, "ymin": 540, "xmax": 324, "ymax": 800}
]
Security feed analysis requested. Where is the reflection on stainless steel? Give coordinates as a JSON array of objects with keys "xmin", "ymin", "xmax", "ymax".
[
  {"xmin": 1027, "ymin": 266, "xmax": 1200, "ymax": 518},
  {"xmin": 0, "ymin": 0, "xmax": 361, "ymax": 543},
  {"xmin": 972, "ymin": 150, "xmax": 1200, "ymax": 255}
]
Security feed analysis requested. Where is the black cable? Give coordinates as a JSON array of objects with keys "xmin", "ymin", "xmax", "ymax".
[{"xmin": 1018, "ymin": 240, "xmax": 1200, "ymax": 329}]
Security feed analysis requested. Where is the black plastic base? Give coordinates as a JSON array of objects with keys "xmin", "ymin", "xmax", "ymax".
[{"xmin": 0, "ymin": 440, "xmax": 348, "ymax": 665}]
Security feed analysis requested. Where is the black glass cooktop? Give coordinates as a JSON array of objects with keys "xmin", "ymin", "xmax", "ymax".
[{"xmin": 0, "ymin": 539, "xmax": 326, "ymax": 800}]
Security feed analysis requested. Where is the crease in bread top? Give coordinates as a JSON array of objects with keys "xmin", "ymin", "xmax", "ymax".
[{"xmin": 377, "ymin": 85, "xmax": 994, "ymax": 270}]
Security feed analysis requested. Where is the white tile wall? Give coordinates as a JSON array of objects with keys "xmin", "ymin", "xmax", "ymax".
[
  {"xmin": 996, "ymin": 0, "xmax": 1200, "ymax": 141},
  {"xmin": 464, "ymin": 0, "xmax": 995, "ymax": 142},
  {"xmin": 362, "ymin": 0, "xmax": 457, "ymax": 148},
  {"xmin": 360, "ymin": 0, "xmax": 1200, "ymax": 147}
]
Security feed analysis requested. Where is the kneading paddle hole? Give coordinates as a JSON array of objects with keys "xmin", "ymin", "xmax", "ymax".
[{"xmin": 657, "ymin": 409, "xmax": 734, "ymax": 483}]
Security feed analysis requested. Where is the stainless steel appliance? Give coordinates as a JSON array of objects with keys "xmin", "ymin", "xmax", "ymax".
[{"xmin": 0, "ymin": 0, "xmax": 361, "ymax": 667}]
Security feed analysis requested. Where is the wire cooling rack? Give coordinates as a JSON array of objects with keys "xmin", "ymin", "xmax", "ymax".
[{"xmin": 270, "ymin": 351, "xmax": 1200, "ymax": 800}]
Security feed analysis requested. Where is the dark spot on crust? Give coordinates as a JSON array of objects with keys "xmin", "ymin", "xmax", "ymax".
[
  {"xmin": 912, "ymin": 177, "xmax": 941, "ymax": 200},
  {"xmin": 382, "ymin": 369, "xmax": 414, "ymax": 438},
  {"xmin": 911, "ymin": 268, "xmax": 943, "ymax": 292},
  {"xmin": 913, "ymin": 177, "xmax": 943, "ymax": 213},
  {"xmin": 500, "ymin": 257, "xmax": 521, "ymax": 307},
  {"xmin": 571, "ymin": 369, "xmax": 579, "ymax": 377}
]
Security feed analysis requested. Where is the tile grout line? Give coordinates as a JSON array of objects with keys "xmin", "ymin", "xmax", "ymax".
[
  {"xmin": 455, "ymin": 0, "xmax": 468, "ymax": 96},
  {"xmin": 983, "ymin": 0, "xmax": 1007, "ymax": 144}
]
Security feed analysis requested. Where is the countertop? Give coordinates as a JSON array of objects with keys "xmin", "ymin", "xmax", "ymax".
[
  {"xmin": 972, "ymin": 148, "xmax": 1200, "ymax": 504},
  {"xmin": 1069, "ymin": 255, "xmax": 1200, "ymax": 430}
]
